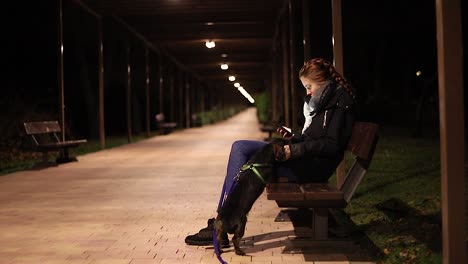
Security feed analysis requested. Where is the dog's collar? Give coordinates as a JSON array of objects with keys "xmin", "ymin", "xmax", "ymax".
[{"xmin": 239, "ymin": 163, "xmax": 273, "ymax": 184}]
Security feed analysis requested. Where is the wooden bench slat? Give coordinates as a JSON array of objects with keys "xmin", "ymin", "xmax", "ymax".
[
  {"xmin": 346, "ymin": 122, "xmax": 379, "ymax": 160},
  {"xmin": 24, "ymin": 121, "xmax": 61, "ymax": 135},
  {"xmin": 266, "ymin": 183, "xmax": 304, "ymax": 201},
  {"xmin": 35, "ymin": 140, "xmax": 88, "ymax": 151},
  {"xmin": 301, "ymin": 183, "xmax": 344, "ymax": 201}
]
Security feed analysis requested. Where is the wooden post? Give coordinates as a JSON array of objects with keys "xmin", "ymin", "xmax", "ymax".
[
  {"xmin": 331, "ymin": 0, "xmax": 346, "ymax": 188},
  {"xmin": 126, "ymin": 44, "xmax": 132, "ymax": 143},
  {"xmin": 57, "ymin": 0, "xmax": 65, "ymax": 141},
  {"xmin": 185, "ymin": 75, "xmax": 191, "ymax": 128},
  {"xmin": 271, "ymin": 52, "xmax": 278, "ymax": 123},
  {"xmin": 98, "ymin": 17, "xmax": 105, "ymax": 148},
  {"xmin": 288, "ymin": 0, "xmax": 298, "ymax": 131},
  {"xmin": 158, "ymin": 56, "xmax": 164, "ymax": 114},
  {"xmin": 435, "ymin": 0, "xmax": 466, "ymax": 263},
  {"xmin": 169, "ymin": 66, "xmax": 175, "ymax": 122},
  {"xmin": 145, "ymin": 47, "xmax": 150, "ymax": 137},
  {"xmin": 302, "ymin": 0, "xmax": 311, "ymax": 62},
  {"xmin": 178, "ymin": 71, "xmax": 184, "ymax": 127},
  {"xmin": 281, "ymin": 16, "xmax": 291, "ymax": 127}
]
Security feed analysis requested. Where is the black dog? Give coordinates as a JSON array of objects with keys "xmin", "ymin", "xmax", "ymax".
[{"xmin": 214, "ymin": 138, "xmax": 287, "ymax": 255}]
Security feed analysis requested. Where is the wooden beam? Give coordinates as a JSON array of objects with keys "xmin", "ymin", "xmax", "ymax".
[
  {"xmin": 332, "ymin": 0, "xmax": 346, "ymax": 188},
  {"xmin": 435, "ymin": 0, "xmax": 466, "ymax": 263},
  {"xmin": 71, "ymin": 0, "xmax": 101, "ymax": 18}
]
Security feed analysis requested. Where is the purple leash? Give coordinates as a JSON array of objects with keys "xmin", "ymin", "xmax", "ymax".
[{"xmin": 213, "ymin": 174, "xmax": 239, "ymax": 264}]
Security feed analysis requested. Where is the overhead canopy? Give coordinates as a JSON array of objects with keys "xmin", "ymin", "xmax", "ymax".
[{"xmin": 82, "ymin": 0, "xmax": 285, "ymax": 94}]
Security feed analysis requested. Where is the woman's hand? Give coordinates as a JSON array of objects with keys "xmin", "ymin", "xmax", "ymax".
[
  {"xmin": 276, "ymin": 127, "xmax": 294, "ymax": 140},
  {"xmin": 283, "ymin": 145, "xmax": 291, "ymax": 160}
]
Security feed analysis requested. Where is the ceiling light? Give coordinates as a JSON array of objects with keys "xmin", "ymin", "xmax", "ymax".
[
  {"xmin": 220, "ymin": 63, "xmax": 229, "ymax": 70},
  {"xmin": 237, "ymin": 86, "xmax": 255, "ymax": 104},
  {"xmin": 229, "ymin": 76, "xmax": 236, "ymax": 81},
  {"xmin": 234, "ymin": 82, "xmax": 240, "ymax": 88},
  {"xmin": 221, "ymin": 54, "xmax": 228, "ymax": 58},
  {"xmin": 205, "ymin": 40, "xmax": 215, "ymax": 49}
]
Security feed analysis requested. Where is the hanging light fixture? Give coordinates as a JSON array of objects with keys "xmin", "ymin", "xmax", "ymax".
[
  {"xmin": 234, "ymin": 82, "xmax": 240, "ymax": 87},
  {"xmin": 228, "ymin": 76, "xmax": 236, "ymax": 81},
  {"xmin": 220, "ymin": 63, "xmax": 229, "ymax": 70},
  {"xmin": 205, "ymin": 40, "xmax": 215, "ymax": 49}
]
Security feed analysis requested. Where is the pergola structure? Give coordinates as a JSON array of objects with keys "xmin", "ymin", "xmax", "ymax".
[{"xmin": 51, "ymin": 0, "xmax": 467, "ymax": 262}]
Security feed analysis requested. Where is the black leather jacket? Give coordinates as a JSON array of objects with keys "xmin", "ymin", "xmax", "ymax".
[{"xmin": 285, "ymin": 81, "xmax": 355, "ymax": 183}]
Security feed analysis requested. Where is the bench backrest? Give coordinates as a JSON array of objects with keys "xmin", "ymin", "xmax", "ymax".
[
  {"xmin": 341, "ymin": 122, "xmax": 379, "ymax": 202},
  {"xmin": 24, "ymin": 121, "xmax": 61, "ymax": 145},
  {"xmin": 24, "ymin": 121, "xmax": 61, "ymax": 135}
]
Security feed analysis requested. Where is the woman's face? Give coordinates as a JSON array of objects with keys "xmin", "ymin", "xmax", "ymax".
[{"xmin": 300, "ymin": 77, "xmax": 322, "ymax": 97}]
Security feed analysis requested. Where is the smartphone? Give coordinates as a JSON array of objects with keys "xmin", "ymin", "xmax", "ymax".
[{"xmin": 277, "ymin": 125, "xmax": 293, "ymax": 137}]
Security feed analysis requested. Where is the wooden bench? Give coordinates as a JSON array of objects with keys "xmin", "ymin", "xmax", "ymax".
[
  {"xmin": 23, "ymin": 121, "xmax": 87, "ymax": 164},
  {"xmin": 266, "ymin": 122, "xmax": 379, "ymax": 243},
  {"xmin": 155, "ymin": 113, "xmax": 177, "ymax": 134}
]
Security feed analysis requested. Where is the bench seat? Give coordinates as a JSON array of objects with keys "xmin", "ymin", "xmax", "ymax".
[
  {"xmin": 267, "ymin": 183, "xmax": 346, "ymax": 208},
  {"xmin": 35, "ymin": 139, "xmax": 88, "ymax": 151}
]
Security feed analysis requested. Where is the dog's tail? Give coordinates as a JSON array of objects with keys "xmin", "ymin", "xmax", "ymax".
[{"xmin": 213, "ymin": 229, "xmax": 228, "ymax": 264}]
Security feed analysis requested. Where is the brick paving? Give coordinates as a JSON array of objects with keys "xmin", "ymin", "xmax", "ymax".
[{"xmin": 0, "ymin": 108, "xmax": 375, "ymax": 264}]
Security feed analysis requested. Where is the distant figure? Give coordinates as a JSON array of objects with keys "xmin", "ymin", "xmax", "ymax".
[{"xmin": 184, "ymin": 58, "xmax": 356, "ymax": 246}]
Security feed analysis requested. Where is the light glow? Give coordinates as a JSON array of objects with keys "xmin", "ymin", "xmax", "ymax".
[
  {"xmin": 220, "ymin": 63, "xmax": 229, "ymax": 70},
  {"xmin": 229, "ymin": 76, "xmax": 236, "ymax": 81},
  {"xmin": 205, "ymin": 40, "xmax": 216, "ymax": 49},
  {"xmin": 237, "ymin": 86, "xmax": 255, "ymax": 104},
  {"xmin": 234, "ymin": 82, "xmax": 240, "ymax": 88}
]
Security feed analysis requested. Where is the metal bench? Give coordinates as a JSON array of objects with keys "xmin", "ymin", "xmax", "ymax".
[
  {"xmin": 266, "ymin": 122, "xmax": 379, "ymax": 244},
  {"xmin": 23, "ymin": 121, "xmax": 87, "ymax": 164}
]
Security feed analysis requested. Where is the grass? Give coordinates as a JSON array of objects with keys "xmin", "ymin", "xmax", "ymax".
[{"xmin": 336, "ymin": 127, "xmax": 444, "ymax": 264}]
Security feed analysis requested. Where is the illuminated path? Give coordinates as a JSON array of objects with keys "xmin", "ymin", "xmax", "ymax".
[{"xmin": 0, "ymin": 108, "xmax": 372, "ymax": 264}]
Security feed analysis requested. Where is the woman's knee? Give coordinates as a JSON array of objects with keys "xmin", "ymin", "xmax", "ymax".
[{"xmin": 231, "ymin": 140, "xmax": 249, "ymax": 153}]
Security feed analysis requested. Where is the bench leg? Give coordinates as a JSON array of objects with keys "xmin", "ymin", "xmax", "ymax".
[
  {"xmin": 313, "ymin": 208, "xmax": 328, "ymax": 240},
  {"xmin": 41, "ymin": 152, "xmax": 49, "ymax": 163},
  {"xmin": 56, "ymin": 148, "xmax": 77, "ymax": 164}
]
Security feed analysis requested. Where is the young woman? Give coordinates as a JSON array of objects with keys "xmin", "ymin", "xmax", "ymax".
[{"xmin": 185, "ymin": 58, "xmax": 356, "ymax": 246}]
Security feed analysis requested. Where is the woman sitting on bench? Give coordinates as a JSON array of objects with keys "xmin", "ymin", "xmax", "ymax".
[{"xmin": 185, "ymin": 58, "xmax": 356, "ymax": 246}]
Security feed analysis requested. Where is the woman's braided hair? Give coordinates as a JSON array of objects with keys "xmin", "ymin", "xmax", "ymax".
[{"xmin": 299, "ymin": 58, "xmax": 355, "ymax": 97}]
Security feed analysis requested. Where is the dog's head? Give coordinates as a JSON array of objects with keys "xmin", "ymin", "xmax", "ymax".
[{"xmin": 269, "ymin": 138, "xmax": 289, "ymax": 162}]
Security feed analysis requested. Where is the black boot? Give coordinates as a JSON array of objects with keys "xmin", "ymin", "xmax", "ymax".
[{"xmin": 185, "ymin": 218, "xmax": 229, "ymax": 246}]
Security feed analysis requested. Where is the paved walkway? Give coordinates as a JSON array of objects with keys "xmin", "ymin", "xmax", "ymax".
[{"xmin": 0, "ymin": 108, "xmax": 374, "ymax": 264}]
